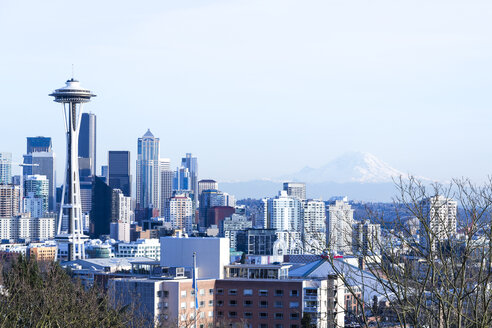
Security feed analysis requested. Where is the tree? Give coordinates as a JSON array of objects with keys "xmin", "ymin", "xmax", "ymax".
[
  {"xmin": 315, "ymin": 177, "xmax": 492, "ymax": 327},
  {"xmin": 0, "ymin": 255, "xmax": 135, "ymax": 327}
]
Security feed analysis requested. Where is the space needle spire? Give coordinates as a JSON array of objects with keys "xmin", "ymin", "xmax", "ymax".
[{"xmin": 50, "ymin": 78, "xmax": 96, "ymax": 261}]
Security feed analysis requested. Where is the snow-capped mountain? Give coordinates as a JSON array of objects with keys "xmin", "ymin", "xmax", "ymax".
[{"xmin": 282, "ymin": 151, "xmax": 405, "ymax": 184}]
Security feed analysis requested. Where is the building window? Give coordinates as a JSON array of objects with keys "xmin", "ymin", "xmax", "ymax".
[
  {"xmin": 290, "ymin": 313, "xmax": 299, "ymax": 319},
  {"xmin": 259, "ymin": 325, "xmax": 268, "ymax": 328},
  {"xmin": 181, "ymin": 302, "xmax": 186, "ymax": 309},
  {"xmin": 289, "ymin": 302, "xmax": 299, "ymax": 308},
  {"xmin": 216, "ymin": 288, "xmax": 223, "ymax": 295},
  {"xmin": 275, "ymin": 325, "xmax": 284, "ymax": 328},
  {"xmin": 260, "ymin": 300, "xmax": 268, "ymax": 308},
  {"xmin": 208, "ymin": 311, "xmax": 213, "ymax": 317},
  {"xmin": 229, "ymin": 311, "xmax": 237, "ymax": 318},
  {"xmin": 244, "ymin": 288, "xmax": 253, "ymax": 296},
  {"xmin": 275, "ymin": 289, "xmax": 284, "ymax": 296},
  {"xmin": 244, "ymin": 300, "xmax": 253, "ymax": 307},
  {"xmin": 189, "ymin": 302, "xmax": 195, "ymax": 309},
  {"xmin": 217, "ymin": 300, "xmax": 224, "ymax": 307},
  {"xmin": 217, "ymin": 311, "xmax": 223, "ymax": 317},
  {"xmin": 274, "ymin": 301, "xmax": 283, "ymax": 308},
  {"xmin": 228, "ymin": 289, "xmax": 237, "ymax": 295},
  {"xmin": 200, "ymin": 289, "xmax": 205, "ymax": 296},
  {"xmin": 200, "ymin": 301, "xmax": 205, "ymax": 307},
  {"xmin": 259, "ymin": 312, "xmax": 268, "ymax": 319},
  {"xmin": 244, "ymin": 312, "xmax": 252, "ymax": 319},
  {"xmin": 290, "ymin": 290, "xmax": 298, "ymax": 297},
  {"xmin": 209, "ymin": 288, "xmax": 214, "ymax": 295},
  {"xmin": 208, "ymin": 300, "xmax": 214, "ymax": 306},
  {"xmin": 290, "ymin": 325, "xmax": 299, "ymax": 328},
  {"xmin": 259, "ymin": 289, "xmax": 268, "ymax": 296},
  {"xmin": 275, "ymin": 313, "xmax": 284, "ymax": 320},
  {"xmin": 229, "ymin": 300, "xmax": 238, "ymax": 306}
]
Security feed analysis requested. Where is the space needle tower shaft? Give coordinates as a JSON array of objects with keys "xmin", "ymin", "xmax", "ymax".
[{"xmin": 50, "ymin": 78, "xmax": 96, "ymax": 261}]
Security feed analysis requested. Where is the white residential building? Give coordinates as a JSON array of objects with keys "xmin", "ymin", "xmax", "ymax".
[
  {"xmin": 0, "ymin": 215, "xmax": 55, "ymax": 241},
  {"xmin": 264, "ymin": 190, "xmax": 302, "ymax": 232},
  {"xmin": 168, "ymin": 194, "xmax": 193, "ymax": 233},
  {"xmin": 112, "ymin": 189, "xmax": 133, "ymax": 224},
  {"xmin": 110, "ymin": 221, "xmax": 131, "ymax": 242},
  {"xmin": 327, "ymin": 198, "xmax": 354, "ymax": 254},
  {"xmin": 302, "ymin": 199, "xmax": 327, "ymax": 253},
  {"xmin": 353, "ymin": 219, "xmax": 382, "ymax": 256},
  {"xmin": 420, "ymin": 195, "xmax": 457, "ymax": 252}
]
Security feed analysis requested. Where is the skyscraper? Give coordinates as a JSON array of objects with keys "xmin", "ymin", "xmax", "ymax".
[
  {"xmin": 302, "ymin": 199, "xmax": 326, "ymax": 251},
  {"xmin": 327, "ymin": 197, "xmax": 354, "ymax": 254},
  {"xmin": 27, "ymin": 137, "xmax": 52, "ymax": 153},
  {"xmin": 78, "ymin": 113, "xmax": 96, "ymax": 177},
  {"xmin": 168, "ymin": 194, "xmax": 193, "ymax": 233},
  {"xmin": 0, "ymin": 153, "xmax": 12, "ymax": 185},
  {"xmin": 23, "ymin": 175, "xmax": 49, "ymax": 217},
  {"xmin": 23, "ymin": 144, "xmax": 56, "ymax": 212},
  {"xmin": 160, "ymin": 158, "xmax": 174, "ymax": 219},
  {"xmin": 108, "ymin": 151, "xmax": 131, "ymax": 197},
  {"xmin": 136, "ymin": 129, "xmax": 160, "ymax": 213},
  {"xmin": 90, "ymin": 176, "xmax": 112, "ymax": 238},
  {"xmin": 198, "ymin": 179, "xmax": 218, "ymax": 196},
  {"xmin": 181, "ymin": 153, "xmax": 198, "ymax": 207},
  {"xmin": 283, "ymin": 182, "xmax": 306, "ymax": 200},
  {"xmin": 173, "ymin": 166, "xmax": 191, "ymax": 192}
]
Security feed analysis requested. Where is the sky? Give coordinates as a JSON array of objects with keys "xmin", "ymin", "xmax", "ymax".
[{"xmin": 0, "ymin": 0, "xmax": 491, "ymax": 184}]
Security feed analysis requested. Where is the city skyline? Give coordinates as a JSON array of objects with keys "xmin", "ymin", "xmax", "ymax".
[{"xmin": 1, "ymin": 0, "xmax": 491, "ymax": 185}]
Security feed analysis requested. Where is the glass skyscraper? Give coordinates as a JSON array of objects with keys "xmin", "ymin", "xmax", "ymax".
[
  {"xmin": 136, "ymin": 129, "xmax": 160, "ymax": 212},
  {"xmin": 0, "ymin": 153, "xmax": 12, "ymax": 185},
  {"xmin": 108, "ymin": 151, "xmax": 131, "ymax": 197}
]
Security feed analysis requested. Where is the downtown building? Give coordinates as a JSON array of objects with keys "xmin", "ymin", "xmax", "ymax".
[
  {"xmin": 0, "ymin": 152, "xmax": 12, "ymax": 185},
  {"xmin": 419, "ymin": 195, "xmax": 457, "ymax": 252},
  {"xmin": 23, "ymin": 137, "xmax": 56, "ymax": 212},
  {"xmin": 108, "ymin": 151, "xmax": 131, "ymax": 197},
  {"xmin": 327, "ymin": 197, "xmax": 354, "ymax": 254},
  {"xmin": 136, "ymin": 130, "xmax": 160, "ymax": 218}
]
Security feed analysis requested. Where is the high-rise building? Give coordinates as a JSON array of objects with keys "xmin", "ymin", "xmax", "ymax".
[
  {"xmin": 283, "ymin": 182, "xmax": 306, "ymax": 200},
  {"xmin": 327, "ymin": 197, "xmax": 354, "ymax": 254},
  {"xmin": 198, "ymin": 179, "xmax": 218, "ymax": 196},
  {"xmin": 0, "ymin": 153, "xmax": 12, "ymax": 185},
  {"xmin": 23, "ymin": 137, "xmax": 56, "ymax": 212},
  {"xmin": 302, "ymin": 199, "xmax": 326, "ymax": 252},
  {"xmin": 353, "ymin": 220, "xmax": 381, "ymax": 256},
  {"xmin": 108, "ymin": 151, "xmax": 131, "ymax": 197},
  {"xmin": 173, "ymin": 166, "xmax": 191, "ymax": 191},
  {"xmin": 111, "ymin": 188, "xmax": 132, "ymax": 224},
  {"xmin": 181, "ymin": 153, "xmax": 198, "ymax": 208},
  {"xmin": 27, "ymin": 137, "xmax": 52, "ymax": 153},
  {"xmin": 420, "ymin": 195, "xmax": 457, "ymax": 252},
  {"xmin": 23, "ymin": 175, "xmax": 49, "ymax": 217},
  {"xmin": 136, "ymin": 129, "xmax": 160, "ymax": 213},
  {"xmin": 199, "ymin": 189, "xmax": 227, "ymax": 228},
  {"xmin": 78, "ymin": 113, "xmax": 96, "ymax": 177},
  {"xmin": 90, "ymin": 176, "xmax": 112, "ymax": 238},
  {"xmin": 0, "ymin": 184, "xmax": 20, "ymax": 218},
  {"xmin": 221, "ymin": 214, "xmax": 252, "ymax": 250},
  {"xmin": 160, "ymin": 169, "xmax": 173, "ymax": 219},
  {"xmin": 167, "ymin": 194, "xmax": 193, "ymax": 233},
  {"xmin": 263, "ymin": 190, "xmax": 302, "ymax": 232}
]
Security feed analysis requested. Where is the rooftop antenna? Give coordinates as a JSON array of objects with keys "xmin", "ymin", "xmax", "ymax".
[{"xmin": 72, "ymin": 64, "xmax": 74, "ymax": 80}]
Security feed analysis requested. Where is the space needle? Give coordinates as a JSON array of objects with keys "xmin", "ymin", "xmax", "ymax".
[{"xmin": 50, "ymin": 78, "xmax": 96, "ymax": 261}]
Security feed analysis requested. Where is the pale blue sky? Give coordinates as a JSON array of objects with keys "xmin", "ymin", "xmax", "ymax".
[{"xmin": 0, "ymin": 0, "xmax": 491, "ymax": 183}]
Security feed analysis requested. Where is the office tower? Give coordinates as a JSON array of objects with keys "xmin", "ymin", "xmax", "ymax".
[
  {"xmin": 90, "ymin": 176, "xmax": 112, "ymax": 238},
  {"xmin": 160, "ymin": 169, "xmax": 173, "ymax": 219},
  {"xmin": 0, "ymin": 153, "xmax": 12, "ymax": 185},
  {"xmin": 23, "ymin": 175, "xmax": 49, "ymax": 217},
  {"xmin": 420, "ymin": 195, "xmax": 457, "ymax": 252},
  {"xmin": 327, "ymin": 197, "xmax": 354, "ymax": 254},
  {"xmin": 23, "ymin": 137, "xmax": 56, "ymax": 212},
  {"xmin": 136, "ymin": 129, "xmax": 160, "ymax": 213},
  {"xmin": 180, "ymin": 153, "xmax": 198, "ymax": 200},
  {"xmin": 50, "ymin": 78, "xmax": 95, "ymax": 260},
  {"xmin": 0, "ymin": 185, "xmax": 20, "ymax": 217},
  {"xmin": 263, "ymin": 190, "xmax": 302, "ymax": 232},
  {"xmin": 198, "ymin": 179, "xmax": 218, "ymax": 195},
  {"xmin": 108, "ymin": 151, "xmax": 131, "ymax": 197},
  {"xmin": 173, "ymin": 166, "xmax": 191, "ymax": 191},
  {"xmin": 168, "ymin": 194, "xmax": 193, "ymax": 233},
  {"xmin": 353, "ymin": 220, "xmax": 382, "ymax": 256},
  {"xmin": 198, "ymin": 189, "xmax": 225, "ymax": 228},
  {"xmin": 11, "ymin": 176, "xmax": 21, "ymax": 186},
  {"xmin": 111, "ymin": 189, "xmax": 132, "ymax": 224},
  {"xmin": 302, "ymin": 199, "xmax": 327, "ymax": 251},
  {"xmin": 283, "ymin": 182, "xmax": 306, "ymax": 200},
  {"xmin": 110, "ymin": 221, "xmax": 130, "ymax": 242},
  {"xmin": 78, "ymin": 113, "xmax": 96, "ymax": 176},
  {"xmin": 27, "ymin": 137, "xmax": 52, "ymax": 153}
]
